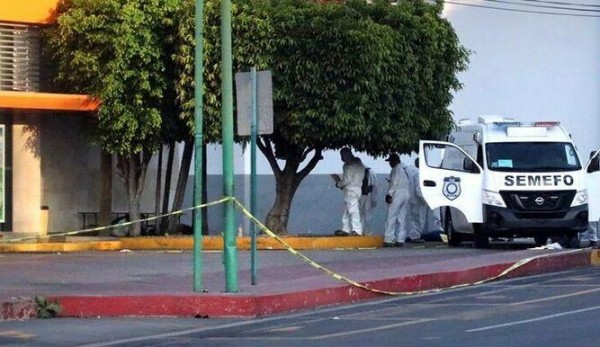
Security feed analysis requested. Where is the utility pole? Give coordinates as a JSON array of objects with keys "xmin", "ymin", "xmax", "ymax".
[
  {"xmin": 221, "ymin": 0, "xmax": 238, "ymax": 293},
  {"xmin": 193, "ymin": 0, "xmax": 205, "ymax": 292}
]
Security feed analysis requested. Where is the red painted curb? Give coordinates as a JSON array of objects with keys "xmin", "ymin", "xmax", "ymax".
[{"xmin": 45, "ymin": 251, "xmax": 592, "ymax": 319}]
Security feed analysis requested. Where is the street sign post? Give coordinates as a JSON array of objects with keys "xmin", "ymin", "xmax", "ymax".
[
  {"xmin": 235, "ymin": 69, "xmax": 273, "ymax": 285},
  {"xmin": 235, "ymin": 70, "xmax": 273, "ymax": 136}
]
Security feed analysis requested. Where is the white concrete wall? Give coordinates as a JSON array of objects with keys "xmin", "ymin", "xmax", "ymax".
[
  {"xmin": 40, "ymin": 115, "xmax": 179, "ymax": 233},
  {"xmin": 40, "ymin": 114, "xmax": 101, "ymax": 232}
]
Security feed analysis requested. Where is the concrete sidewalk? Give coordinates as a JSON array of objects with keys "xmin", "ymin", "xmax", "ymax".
[{"xmin": 1, "ymin": 239, "xmax": 598, "ymax": 321}]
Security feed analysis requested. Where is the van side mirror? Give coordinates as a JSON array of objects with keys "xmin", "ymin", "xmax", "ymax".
[
  {"xmin": 463, "ymin": 158, "xmax": 479, "ymax": 173},
  {"xmin": 588, "ymin": 157, "xmax": 600, "ymax": 173}
]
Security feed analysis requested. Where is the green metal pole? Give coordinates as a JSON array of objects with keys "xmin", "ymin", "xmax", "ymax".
[
  {"xmin": 193, "ymin": 0, "xmax": 205, "ymax": 292},
  {"xmin": 250, "ymin": 67, "xmax": 258, "ymax": 285},
  {"xmin": 221, "ymin": 0, "xmax": 238, "ymax": 293}
]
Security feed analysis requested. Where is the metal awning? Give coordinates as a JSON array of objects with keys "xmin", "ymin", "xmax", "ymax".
[{"xmin": 0, "ymin": 91, "xmax": 99, "ymax": 112}]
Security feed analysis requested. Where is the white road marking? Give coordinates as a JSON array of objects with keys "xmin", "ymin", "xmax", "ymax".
[
  {"xmin": 510, "ymin": 287, "xmax": 600, "ymax": 305},
  {"xmin": 311, "ymin": 318, "xmax": 433, "ymax": 340},
  {"xmin": 202, "ymin": 318, "xmax": 434, "ymax": 340},
  {"xmin": 466, "ymin": 305, "xmax": 600, "ymax": 333}
]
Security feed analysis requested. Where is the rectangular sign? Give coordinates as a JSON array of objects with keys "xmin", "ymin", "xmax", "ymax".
[{"xmin": 235, "ymin": 70, "xmax": 273, "ymax": 136}]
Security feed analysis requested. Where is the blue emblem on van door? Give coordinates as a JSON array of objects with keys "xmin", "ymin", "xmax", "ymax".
[{"xmin": 443, "ymin": 176, "xmax": 461, "ymax": 201}]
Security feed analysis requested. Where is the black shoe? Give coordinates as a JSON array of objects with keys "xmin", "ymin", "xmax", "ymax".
[
  {"xmin": 383, "ymin": 242, "xmax": 395, "ymax": 248},
  {"xmin": 351, "ymin": 231, "xmax": 363, "ymax": 236},
  {"xmin": 591, "ymin": 240, "xmax": 598, "ymax": 249},
  {"xmin": 334, "ymin": 230, "xmax": 350, "ymax": 236},
  {"xmin": 394, "ymin": 242, "xmax": 404, "ymax": 247}
]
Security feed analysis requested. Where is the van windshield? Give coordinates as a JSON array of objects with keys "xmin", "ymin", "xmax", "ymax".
[{"xmin": 486, "ymin": 142, "xmax": 581, "ymax": 172}]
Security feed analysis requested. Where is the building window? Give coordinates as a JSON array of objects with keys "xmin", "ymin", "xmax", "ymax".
[{"xmin": 0, "ymin": 22, "xmax": 41, "ymax": 92}]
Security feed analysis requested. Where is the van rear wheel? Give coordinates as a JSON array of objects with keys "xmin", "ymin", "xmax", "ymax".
[{"xmin": 473, "ymin": 224, "xmax": 489, "ymax": 249}]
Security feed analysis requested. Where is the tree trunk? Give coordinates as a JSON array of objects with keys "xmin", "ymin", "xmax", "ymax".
[
  {"xmin": 160, "ymin": 142, "xmax": 175, "ymax": 232},
  {"xmin": 98, "ymin": 150, "xmax": 112, "ymax": 236},
  {"xmin": 257, "ymin": 138, "xmax": 323, "ymax": 234},
  {"xmin": 116, "ymin": 152, "xmax": 152, "ymax": 237},
  {"xmin": 127, "ymin": 189, "xmax": 142, "ymax": 237},
  {"xmin": 168, "ymin": 137, "xmax": 193, "ymax": 232},
  {"xmin": 265, "ymin": 172, "xmax": 301, "ymax": 234}
]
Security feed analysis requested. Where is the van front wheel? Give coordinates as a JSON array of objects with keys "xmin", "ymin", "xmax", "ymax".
[{"xmin": 534, "ymin": 236, "xmax": 548, "ymax": 247}]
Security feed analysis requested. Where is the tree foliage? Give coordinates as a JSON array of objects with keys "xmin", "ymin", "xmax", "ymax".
[
  {"xmin": 175, "ymin": 0, "xmax": 467, "ymax": 156},
  {"xmin": 242, "ymin": 0, "xmax": 468, "ymax": 233},
  {"xmin": 182, "ymin": 0, "xmax": 469, "ymax": 233},
  {"xmin": 171, "ymin": 0, "xmax": 273, "ymax": 142},
  {"xmin": 46, "ymin": 0, "xmax": 178, "ymax": 154},
  {"xmin": 44, "ymin": 0, "xmax": 468, "ymax": 235},
  {"xmin": 44, "ymin": 0, "xmax": 179, "ymax": 236},
  {"xmin": 266, "ymin": 0, "xmax": 468, "ymax": 157}
]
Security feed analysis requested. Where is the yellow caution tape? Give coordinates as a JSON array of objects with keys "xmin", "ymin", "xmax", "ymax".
[
  {"xmin": 0, "ymin": 197, "xmax": 232, "ymax": 244},
  {"xmin": 231, "ymin": 197, "xmax": 589, "ymax": 296},
  {"xmin": 231, "ymin": 197, "xmax": 377, "ymax": 292},
  {"xmin": 2, "ymin": 193, "xmax": 590, "ymax": 297}
]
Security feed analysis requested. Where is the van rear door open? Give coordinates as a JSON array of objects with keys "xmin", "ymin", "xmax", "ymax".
[{"xmin": 419, "ymin": 140, "xmax": 484, "ymax": 223}]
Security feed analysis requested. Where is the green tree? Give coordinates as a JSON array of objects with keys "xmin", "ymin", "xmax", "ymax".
[
  {"xmin": 170, "ymin": 0, "xmax": 272, "ymax": 141},
  {"xmin": 183, "ymin": 0, "xmax": 466, "ymax": 234},
  {"xmin": 252, "ymin": 0, "xmax": 468, "ymax": 233},
  {"xmin": 44, "ymin": 0, "xmax": 179, "ymax": 236}
]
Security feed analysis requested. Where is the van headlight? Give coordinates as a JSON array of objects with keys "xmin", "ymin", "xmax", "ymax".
[
  {"xmin": 571, "ymin": 189, "xmax": 588, "ymax": 207},
  {"xmin": 483, "ymin": 190, "xmax": 506, "ymax": 208}
]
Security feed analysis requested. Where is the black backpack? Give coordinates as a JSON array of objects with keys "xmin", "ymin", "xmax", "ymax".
[{"xmin": 361, "ymin": 168, "xmax": 373, "ymax": 195}]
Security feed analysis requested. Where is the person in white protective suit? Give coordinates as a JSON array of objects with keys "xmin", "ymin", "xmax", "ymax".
[
  {"xmin": 359, "ymin": 167, "xmax": 378, "ymax": 235},
  {"xmin": 334, "ymin": 148, "xmax": 366, "ymax": 236},
  {"xmin": 383, "ymin": 153, "xmax": 412, "ymax": 247},
  {"xmin": 405, "ymin": 159, "xmax": 426, "ymax": 243}
]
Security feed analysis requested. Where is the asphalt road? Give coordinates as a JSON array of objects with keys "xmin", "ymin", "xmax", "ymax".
[{"xmin": 2, "ymin": 266, "xmax": 600, "ymax": 346}]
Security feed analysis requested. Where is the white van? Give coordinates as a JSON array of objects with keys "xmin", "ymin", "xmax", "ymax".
[{"xmin": 418, "ymin": 115, "xmax": 600, "ymax": 248}]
